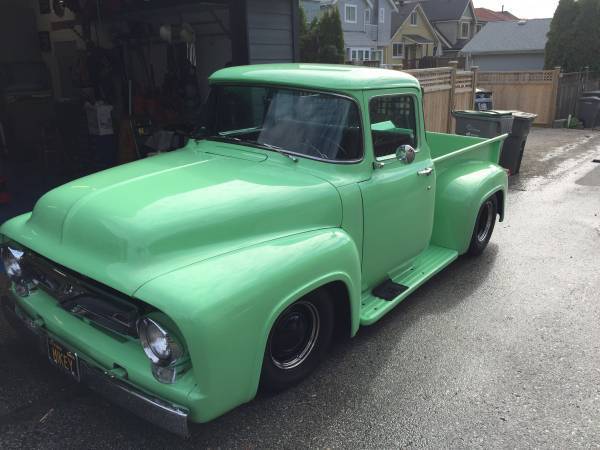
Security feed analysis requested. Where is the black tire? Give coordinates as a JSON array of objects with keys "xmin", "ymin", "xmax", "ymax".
[
  {"xmin": 260, "ymin": 290, "xmax": 334, "ymax": 393},
  {"xmin": 467, "ymin": 195, "xmax": 498, "ymax": 256}
]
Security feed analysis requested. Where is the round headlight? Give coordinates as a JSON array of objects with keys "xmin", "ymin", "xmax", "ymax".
[
  {"xmin": 137, "ymin": 317, "xmax": 182, "ymax": 366},
  {"xmin": 1, "ymin": 245, "xmax": 24, "ymax": 279}
]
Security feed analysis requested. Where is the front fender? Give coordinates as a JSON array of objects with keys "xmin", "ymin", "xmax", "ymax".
[
  {"xmin": 134, "ymin": 228, "xmax": 361, "ymax": 422},
  {"xmin": 431, "ymin": 161, "xmax": 507, "ymax": 254}
]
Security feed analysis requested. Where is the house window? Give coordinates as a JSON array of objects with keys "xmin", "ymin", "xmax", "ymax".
[
  {"xmin": 392, "ymin": 43, "xmax": 404, "ymax": 59},
  {"xmin": 460, "ymin": 22, "xmax": 470, "ymax": 38},
  {"xmin": 345, "ymin": 4, "xmax": 357, "ymax": 23},
  {"xmin": 410, "ymin": 11, "xmax": 418, "ymax": 26},
  {"xmin": 349, "ymin": 47, "xmax": 371, "ymax": 61},
  {"xmin": 364, "ymin": 9, "xmax": 371, "ymax": 26},
  {"xmin": 379, "ymin": 8, "xmax": 385, "ymax": 23},
  {"xmin": 476, "ymin": 23, "xmax": 483, "ymax": 33}
]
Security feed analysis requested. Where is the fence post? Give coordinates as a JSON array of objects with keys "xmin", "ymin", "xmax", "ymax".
[
  {"xmin": 448, "ymin": 61, "xmax": 458, "ymax": 133},
  {"xmin": 549, "ymin": 66, "xmax": 561, "ymax": 123},
  {"xmin": 470, "ymin": 65, "xmax": 479, "ymax": 109},
  {"xmin": 583, "ymin": 66, "xmax": 590, "ymax": 90}
]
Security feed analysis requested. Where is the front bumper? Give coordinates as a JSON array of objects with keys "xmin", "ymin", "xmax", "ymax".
[{"xmin": 1, "ymin": 292, "xmax": 190, "ymax": 437}]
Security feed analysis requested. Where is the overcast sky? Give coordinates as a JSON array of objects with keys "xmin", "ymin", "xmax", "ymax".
[{"xmin": 473, "ymin": 0, "xmax": 559, "ymax": 19}]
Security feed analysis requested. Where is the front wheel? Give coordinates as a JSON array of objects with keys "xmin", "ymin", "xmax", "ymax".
[
  {"xmin": 260, "ymin": 291, "xmax": 334, "ymax": 392},
  {"xmin": 467, "ymin": 195, "xmax": 498, "ymax": 256}
]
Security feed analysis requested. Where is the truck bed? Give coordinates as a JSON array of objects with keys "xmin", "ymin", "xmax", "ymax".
[{"xmin": 426, "ymin": 131, "xmax": 507, "ymax": 171}]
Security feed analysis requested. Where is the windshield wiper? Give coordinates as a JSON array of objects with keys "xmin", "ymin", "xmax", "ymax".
[
  {"xmin": 207, "ymin": 136, "xmax": 299, "ymax": 162},
  {"xmin": 254, "ymin": 142, "xmax": 298, "ymax": 162},
  {"xmin": 208, "ymin": 135, "xmax": 242, "ymax": 144}
]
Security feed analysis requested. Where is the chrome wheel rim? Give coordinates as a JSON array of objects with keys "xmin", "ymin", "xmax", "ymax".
[
  {"xmin": 477, "ymin": 200, "xmax": 494, "ymax": 242},
  {"xmin": 270, "ymin": 301, "xmax": 320, "ymax": 370}
]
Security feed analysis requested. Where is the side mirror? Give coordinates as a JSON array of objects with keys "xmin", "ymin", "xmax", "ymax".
[
  {"xmin": 396, "ymin": 145, "xmax": 416, "ymax": 164},
  {"xmin": 191, "ymin": 126, "xmax": 209, "ymax": 140}
]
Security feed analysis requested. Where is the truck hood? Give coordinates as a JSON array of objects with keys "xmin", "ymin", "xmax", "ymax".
[{"xmin": 3, "ymin": 142, "xmax": 342, "ymax": 295}]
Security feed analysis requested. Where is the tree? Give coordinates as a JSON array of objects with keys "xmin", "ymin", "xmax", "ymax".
[
  {"xmin": 299, "ymin": 6, "xmax": 320, "ymax": 62},
  {"xmin": 545, "ymin": 0, "xmax": 600, "ymax": 71},
  {"xmin": 572, "ymin": 0, "xmax": 600, "ymax": 71},
  {"xmin": 316, "ymin": 8, "xmax": 345, "ymax": 64},
  {"xmin": 298, "ymin": 5, "xmax": 346, "ymax": 64}
]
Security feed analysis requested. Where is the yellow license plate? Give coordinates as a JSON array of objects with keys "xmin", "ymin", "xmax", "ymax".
[{"xmin": 47, "ymin": 339, "xmax": 80, "ymax": 381}]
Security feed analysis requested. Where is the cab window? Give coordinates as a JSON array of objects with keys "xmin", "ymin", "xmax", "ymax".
[{"xmin": 369, "ymin": 95, "xmax": 418, "ymax": 159}]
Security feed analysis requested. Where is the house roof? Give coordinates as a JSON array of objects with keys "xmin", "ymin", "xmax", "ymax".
[
  {"xmin": 210, "ymin": 64, "xmax": 420, "ymax": 91},
  {"xmin": 461, "ymin": 18, "xmax": 552, "ymax": 55},
  {"xmin": 419, "ymin": 0, "xmax": 473, "ymax": 22},
  {"xmin": 475, "ymin": 7, "xmax": 519, "ymax": 22},
  {"xmin": 499, "ymin": 11, "xmax": 519, "ymax": 20},
  {"xmin": 391, "ymin": 3, "xmax": 439, "ymax": 43},
  {"xmin": 391, "ymin": 3, "xmax": 416, "ymax": 37}
]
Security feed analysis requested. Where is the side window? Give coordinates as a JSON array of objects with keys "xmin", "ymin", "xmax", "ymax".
[{"xmin": 369, "ymin": 95, "xmax": 418, "ymax": 159}]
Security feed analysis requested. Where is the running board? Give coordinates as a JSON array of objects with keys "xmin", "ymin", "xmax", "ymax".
[{"xmin": 360, "ymin": 245, "xmax": 458, "ymax": 325}]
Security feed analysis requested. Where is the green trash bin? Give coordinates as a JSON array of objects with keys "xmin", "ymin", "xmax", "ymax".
[{"xmin": 452, "ymin": 110, "xmax": 514, "ymax": 138}]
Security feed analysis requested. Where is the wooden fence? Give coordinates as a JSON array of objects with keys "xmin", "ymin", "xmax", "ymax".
[
  {"xmin": 406, "ymin": 63, "xmax": 477, "ymax": 133},
  {"xmin": 556, "ymin": 70, "xmax": 600, "ymax": 120},
  {"xmin": 556, "ymin": 72, "xmax": 584, "ymax": 120},
  {"xmin": 476, "ymin": 69, "xmax": 561, "ymax": 126},
  {"xmin": 364, "ymin": 62, "xmax": 598, "ymax": 128}
]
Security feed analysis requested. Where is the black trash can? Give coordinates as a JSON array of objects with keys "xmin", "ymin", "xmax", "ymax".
[
  {"xmin": 474, "ymin": 89, "xmax": 493, "ymax": 111},
  {"xmin": 499, "ymin": 112, "xmax": 537, "ymax": 175},
  {"xmin": 453, "ymin": 110, "xmax": 514, "ymax": 138},
  {"xmin": 577, "ymin": 97, "xmax": 600, "ymax": 128}
]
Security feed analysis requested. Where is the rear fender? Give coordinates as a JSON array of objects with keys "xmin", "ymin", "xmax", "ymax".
[
  {"xmin": 134, "ymin": 229, "xmax": 361, "ymax": 421},
  {"xmin": 431, "ymin": 161, "xmax": 507, "ymax": 254}
]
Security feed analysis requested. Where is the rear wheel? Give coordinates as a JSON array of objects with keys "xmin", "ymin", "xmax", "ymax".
[
  {"xmin": 467, "ymin": 195, "xmax": 498, "ymax": 256},
  {"xmin": 260, "ymin": 291, "xmax": 334, "ymax": 392}
]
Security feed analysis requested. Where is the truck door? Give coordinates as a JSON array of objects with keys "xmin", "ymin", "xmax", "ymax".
[{"xmin": 359, "ymin": 92, "xmax": 436, "ymax": 289}]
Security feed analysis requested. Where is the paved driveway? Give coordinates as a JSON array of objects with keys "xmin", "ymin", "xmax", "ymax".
[{"xmin": 1, "ymin": 128, "xmax": 600, "ymax": 448}]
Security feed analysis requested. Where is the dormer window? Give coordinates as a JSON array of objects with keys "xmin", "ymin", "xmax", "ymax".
[
  {"xmin": 460, "ymin": 22, "xmax": 470, "ymax": 38},
  {"xmin": 410, "ymin": 11, "xmax": 418, "ymax": 26}
]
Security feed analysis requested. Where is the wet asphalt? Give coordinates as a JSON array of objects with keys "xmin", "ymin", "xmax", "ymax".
[{"xmin": 1, "ymin": 128, "xmax": 600, "ymax": 448}]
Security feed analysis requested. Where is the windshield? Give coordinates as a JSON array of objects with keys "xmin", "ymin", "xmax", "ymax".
[{"xmin": 204, "ymin": 85, "xmax": 363, "ymax": 162}]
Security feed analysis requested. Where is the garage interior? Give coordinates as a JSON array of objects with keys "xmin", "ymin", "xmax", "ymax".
[{"xmin": 0, "ymin": 0, "xmax": 299, "ymax": 223}]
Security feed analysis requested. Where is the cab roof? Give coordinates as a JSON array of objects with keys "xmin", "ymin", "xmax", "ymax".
[{"xmin": 209, "ymin": 64, "xmax": 421, "ymax": 92}]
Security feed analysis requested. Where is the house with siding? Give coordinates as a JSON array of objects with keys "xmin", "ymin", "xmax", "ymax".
[
  {"xmin": 419, "ymin": 0, "xmax": 478, "ymax": 59},
  {"xmin": 301, "ymin": 0, "xmax": 399, "ymax": 64},
  {"xmin": 387, "ymin": 3, "xmax": 442, "ymax": 68},
  {"xmin": 460, "ymin": 19, "xmax": 551, "ymax": 71}
]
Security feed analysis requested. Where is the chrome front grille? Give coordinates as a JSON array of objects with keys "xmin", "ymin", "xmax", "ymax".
[{"xmin": 21, "ymin": 251, "xmax": 143, "ymax": 337}]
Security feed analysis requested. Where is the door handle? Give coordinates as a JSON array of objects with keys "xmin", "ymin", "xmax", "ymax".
[{"xmin": 417, "ymin": 167, "xmax": 434, "ymax": 177}]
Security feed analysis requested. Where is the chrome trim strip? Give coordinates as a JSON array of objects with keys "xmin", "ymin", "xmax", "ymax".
[{"xmin": 1, "ymin": 293, "xmax": 190, "ymax": 437}]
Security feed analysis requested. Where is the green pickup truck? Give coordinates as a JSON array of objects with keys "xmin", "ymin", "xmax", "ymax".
[{"xmin": 1, "ymin": 64, "xmax": 507, "ymax": 436}]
